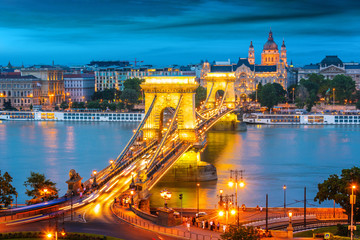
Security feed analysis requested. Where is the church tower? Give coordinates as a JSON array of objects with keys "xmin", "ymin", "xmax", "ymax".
[
  {"xmin": 280, "ymin": 39, "xmax": 287, "ymax": 66},
  {"xmin": 248, "ymin": 41, "xmax": 255, "ymax": 65}
]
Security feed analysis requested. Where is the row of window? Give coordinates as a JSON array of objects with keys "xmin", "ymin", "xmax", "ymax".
[{"xmin": 335, "ymin": 115, "xmax": 360, "ymax": 119}]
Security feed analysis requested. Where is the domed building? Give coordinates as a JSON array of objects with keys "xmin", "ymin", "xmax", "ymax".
[{"xmin": 202, "ymin": 30, "xmax": 292, "ymax": 101}]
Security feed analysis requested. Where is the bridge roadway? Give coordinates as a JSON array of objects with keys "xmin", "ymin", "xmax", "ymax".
[{"xmin": 0, "ymin": 103, "xmax": 233, "ymax": 239}]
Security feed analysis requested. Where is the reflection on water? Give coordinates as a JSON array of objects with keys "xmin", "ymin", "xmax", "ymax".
[
  {"xmin": 0, "ymin": 121, "xmax": 137, "ymax": 204},
  {"xmin": 150, "ymin": 125, "xmax": 360, "ymax": 209},
  {"xmin": 1, "ymin": 121, "xmax": 359, "ymax": 208}
]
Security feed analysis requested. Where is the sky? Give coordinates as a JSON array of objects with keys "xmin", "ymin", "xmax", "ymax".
[{"xmin": 0, "ymin": 0, "xmax": 360, "ymax": 67}]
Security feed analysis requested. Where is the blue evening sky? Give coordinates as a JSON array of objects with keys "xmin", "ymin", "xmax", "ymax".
[{"xmin": 0, "ymin": 0, "xmax": 359, "ymax": 67}]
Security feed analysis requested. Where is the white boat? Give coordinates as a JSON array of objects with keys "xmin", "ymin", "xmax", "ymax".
[
  {"xmin": 0, "ymin": 111, "xmax": 144, "ymax": 122},
  {"xmin": 243, "ymin": 113, "xmax": 360, "ymax": 125}
]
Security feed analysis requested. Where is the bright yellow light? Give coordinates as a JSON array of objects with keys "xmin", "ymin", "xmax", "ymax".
[
  {"xmin": 130, "ymin": 190, "xmax": 134, "ymax": 195},
  {"xmin": 288, "ymin": 212, "xmax": 292, "ymax": 218},
  {"xmin": 46, "ymin": 233, "xmax": 52, "ymax": 238},
  {"xmin": 239, "ymin": 181, "xmax": 245, "ymax": 188},
  {"xmin": 94, "ymin": 203, "xmax": 101, "ymax": 214},
  {"xmin": 60, "ymin": 231, "xmax": 66, "ymax": 236},
  {"xmin": 218, "ymin": 211, "xmax": 224, "ymax": 217},
  {"xmin": 231, "ymin": 209, "xmax": 236, "ymax": 215},
  {"xmin": 283, "ymin": 185, "xmax": 286, "ymax": 190},
  {"xmin": 352, "ymin": 185, "xmax": 356, "ymax": 189},
  {"xmin": 197, "ymin": 183, "xmax": 200, "ymax": 187},
  {"xmin": 228, "ymin": 181, "xmax": 234, "ymax": 188},
  {"xmin": 219, "ymin": 189, "xmax": 223, "ymax": 194},
  {"xmin": 109, "ymin": 160, "xmax": 114, "ymax": 164},
  {"xmin": 93, "ymin": 170, "xmax": 97, "ymax": 175}
]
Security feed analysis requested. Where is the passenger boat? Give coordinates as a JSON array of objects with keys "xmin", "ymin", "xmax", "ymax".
[
  {"xmin": 0, "ymin": 111, "xmax": 144, "ymax": 122},
  {"xmin": 243, "ymin": 112, "xmax": 360, "ymax": 125}
]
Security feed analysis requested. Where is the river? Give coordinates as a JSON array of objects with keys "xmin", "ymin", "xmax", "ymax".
[{"xmin": 0, "ymin": 121, "xmax": 358, "ymax": 209}]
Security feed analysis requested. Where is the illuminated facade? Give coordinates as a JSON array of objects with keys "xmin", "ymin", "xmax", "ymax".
[
  {"xmin": 204, "ymin": 72, "xmax": 236, "ymax": 109},
  {"xmin": 95, "ymin": 66, "xmax": 195, "ymax": 92},
  {"xmin": 0, "ymin": 74, "xmax": 41, "ymax": 109},
  {"xmin": 298, "ymin": 56, "xmax": 360, "ymax": 89},
  {"xmin": 141, "ymin": 76, "xmax": 199, "ymax": 142},
  {"xmin": 64, "ymin": 73, "xmax": 95, "ymax": 102},
  {"xmin": 202, "ymin": 30, "xmax": 289, "ymax": 101},
  {"xmin": 21, "ymin": 66, "xmax": 65, "ymax": 106}
]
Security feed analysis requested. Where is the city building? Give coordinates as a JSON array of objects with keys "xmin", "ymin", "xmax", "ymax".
[
  {"xmin": 64, "ymin": 73, "xmax": 95, "ymax": 102},
  {"xmin": 298, "ymin": 56, "xmax": 360, "ymax": 89},
  {"xmin": 202, "ymin": 30, "xmax": 293, "ymax": 101},
  {"xmin": 21, "ymin": 65, "xmax": 65, "ymax": 106},
  {"xmin": 95, "ymin": 65, "xmax": 196, "ymax": 92},
  {"xmin": 0, "ymin": 72, "xmax": 41, "ymax": 109}
]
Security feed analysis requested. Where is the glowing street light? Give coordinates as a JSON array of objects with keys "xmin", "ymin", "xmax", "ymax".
[
  {"xmin": 283, "ymin": 185, "xmax": 287, "ymax": 209},
  {"xmin": 350, "ymin": 185, "xmax": 357, "ymax": 240},
  {"xmin": 160, "ymin": 189, "xmax": 172, "ymax": 208},
  {"xmin": 230, "ymin": 209, "xmax": 236, "ymax": 215},
  {"xmin": 218, "ymin": 210, "xmax": 224, "ymax": 217}
]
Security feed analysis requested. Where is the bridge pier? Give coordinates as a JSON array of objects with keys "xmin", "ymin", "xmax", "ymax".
[{"xmin": 210, "ymin": 112, "xmax": 239, "ymax": 131}]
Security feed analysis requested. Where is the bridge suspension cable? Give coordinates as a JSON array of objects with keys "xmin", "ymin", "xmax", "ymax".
[
  {"xmin": 113, "ymin": 95, "xmax": 157, "ymax": 169},
  {"xmin": 201, "ymin": 82, "xmax": 214, "ymax": 110},
  {"xmin": 146, "ymin": 95, "xmax": 183, "ymax": 173}
]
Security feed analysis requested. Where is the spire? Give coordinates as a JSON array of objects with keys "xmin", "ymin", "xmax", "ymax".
[
  {"xmin": 7, "ymin": 61, "xmax": 12, "ymax": 69},
  {"xmin": 282, "ymin": 39, "xmax": 286, "ymax": 48},
  {"xmin": 249, "ymin": 41, "xmax": 254, "ymax": 48},
  {"xmin": 268, "ymin": 28, "xmax": 273, "ymax": 41}
]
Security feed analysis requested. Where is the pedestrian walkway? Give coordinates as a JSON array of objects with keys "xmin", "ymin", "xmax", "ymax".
[{"xmin": 111, "ymin": 204, "xmax": 222, "ymax": 240}]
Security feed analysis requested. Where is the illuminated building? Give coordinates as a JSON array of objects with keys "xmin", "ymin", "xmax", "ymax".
[
  {"xmin": 0, "ymin": 74, "xmax": 41, "ymax": 109},
  {"xmin": 95, "ymin": 66, "xmax": 195, "ymax": 92},
  {"xmin": 202, "ymin": 30, "xmax": 290, "ymax": 101},
  {"xmin": 64, "ymin": 73, "xmax": 95, "ymax": 102},
  {"xmin": 298, "ymin": 56, "xmax": 360, "ymax": 89},
  {"xmin": 21, "ymin": 66, "xmax": 65, "ymax": 107}
]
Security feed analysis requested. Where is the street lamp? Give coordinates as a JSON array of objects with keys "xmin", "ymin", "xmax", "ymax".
[
  {"xmin": 160, "ymin": 189, "xmax": 172, "ymax": 208},
  {"xmin": 283, "ymin": 185, "xmax": 287, "ymax": 210},
  {"xmin": 333, "ymin": 88, "xmax": 336, "ymax": 107},
  {"xmin": 43, "ymin": 188, "xmax": 48, "ymax": 202},
  {"xmin": 109, "ymin": 159, "xmax": 114, "ymax": 169},
  {"xmin": 92, "ymin": 170, "xmax": 97, "ymax": 188},
  {"xmin": 228, "ymin": 170, "xmax": 245, "ymax": 227},
  {"xmin": 196, "ymin": 183, "xmax": 200, "ymax": 214},
  {"xmin": 130, "ymin": 190, "xmax": 135, "ymax": 205},
  {"xmin": 350, "ymin": 185, "xmax": 356, "ymax": 240}
]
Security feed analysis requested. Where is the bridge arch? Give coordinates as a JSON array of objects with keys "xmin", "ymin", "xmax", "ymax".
[
  {"xmin": 141, "ymin": 76, "xmax": 199, "ymax": 142},
  {"xmin": 204, "ymin": 72, "xmax": 236, "ymax": 109}
]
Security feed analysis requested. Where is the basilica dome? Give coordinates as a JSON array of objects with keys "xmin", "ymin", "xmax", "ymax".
[{"xmin": 263, "ymin": 30, "xmax": 278, "ymax": 50}]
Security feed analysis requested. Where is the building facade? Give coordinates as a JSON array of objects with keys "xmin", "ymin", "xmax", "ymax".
[
  {"xmin": 21, "ymin": 66, "xmax": 65, "ymax": 106},
  {"xmin": 64, "ymin": 73, "xmax": 95, "ymax": 102},
  {"xmin": 298, "ymin": 56, "xmax": 360, "ymax": 89},
  {"xmin": 95, "ymin": 66, "xmax": 196, "ymax": 92},
  {"xmin": 0, "ymin": 73, "xmax": 41, "ymax": 109},
  {"xmin": 202, "ymin": 30, "xmax": 291, "ymax": 101}
]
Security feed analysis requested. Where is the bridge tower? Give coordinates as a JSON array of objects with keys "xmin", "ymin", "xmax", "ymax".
[
  {"xmin": 141, "ymin": 76, "xmax": 199, "ymax": 142},
  {"xmin": 204, "ymin": 72, "xmax": 236, "ymax": 109}
]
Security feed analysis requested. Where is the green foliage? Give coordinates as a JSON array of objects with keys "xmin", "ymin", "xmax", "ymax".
[
  {"xmin": 0, "ymin": 171, "xmax": 17, "ymax": 209},
  {"xmin": 60, "ymin": 101, "xmax": 68, "ymax": 110},
  {"xmin": 86, "ymin": 101, "xmax": 101, "ymax": 109},
  {"xmin": 248, "ymin": 92, "xmax": 256, "ymax": 101},
  {"xmin": 331, "ymin": 75, "xmax": 356, "ymax": 104},
  {"xmin": 272, "ymin": 83, "xmax": 287, "ymax": 103},
  {"xmin": 356, "ymin": 100, "xmax": 360, "ymax": 110},
  {"xmin": 314, "ymin": 166, "xmax": 360, "ymax": 222},
  {"xmin": 120, "ymin": 89, "xmax": 138, "ymax": 109},
  {"xmin": 30, "ymin": 104, "xmax": 33, "ymax": 111},
  {"xmin": 259, "ymin": 83, "xmax": 278, "ymax": 111},
  {"xmin": 92, "ymin": 89, "xmax": 121, "ymax": 101},
  {"xmin": 71, "ymin": 102, "xmax": 85, "ymax": 109},
  {"xmin": 123, "ymin": 78, "xmax": 143, "ymax": 95},
  {"xmin": 3, "ymin": 100, "xmax": 16, "ymax": 110},
  {"xmin": 336, "ymin": 224, "xmax": 348, "ymax": 236},
  {"xmin": 195, "ymin": 86, "xmax": 207, "ymax": 107},
  {"xmin": 221, "ymin": 225, "xmax": 260, "ymax": 240},
  {"xmin": 24, "ymin": 172, "xmax": 58, "ymax": 205}
]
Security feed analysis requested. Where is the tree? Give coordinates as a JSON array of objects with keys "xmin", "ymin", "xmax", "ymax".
[
  {"xmin": 123, "ymin": 78, "xmax": 143, "ymax": 95},
  {"xmin": 3, "ymin": 100, "xmax": 16, "ymax": 110},
  {"xmin": 121, "ymin": 89, "xmax": 139, "ymax": 108},
  {"xmin": 314, "ymin": 166, "xmax": 360, "ymax": 222},
  {"xmin": 331, "ymin": 75, "xmax": 356, "ymax": 104},
  {"xmin": 0, "ymin": 171, "xmax": 17, "ymax": 209},
  {"xmin": 30, "ymin": 104, "xmax": 33, "ymax": 111},
  {"xmin": 272, "ymin": 83, "xmax": 287, "ymax": 103},
  {"xmin": 221, "ymin": 225, "xmax": 259, "ymax": 240},
  {"xmin": 24, "ymin": 172, "xmax": 58, "ymax": 205},
  {"xmin": 260, "ymin": 83, "xmax": 277, "ymax": 111},
  {"xmin": 295, "ymin": 85, "xmax": 309, "ymax": 109},
  {"xmin": 356, "ymin": 100, "xmax": 360, "ymax": 110},
  {"xmin": 91, "ymin": 89, "xmax": 121, "ymax": 101},
  {"xmin": 60, "ymin": 101, "xmax": 69, "ymax": 110},
  {"xmin": 86, "ymin": 101, "xmax": 101, "ymax": 109},
  {"xmin": 195, "ymin": 86, "xmax": 207, "ymax": 107}
]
